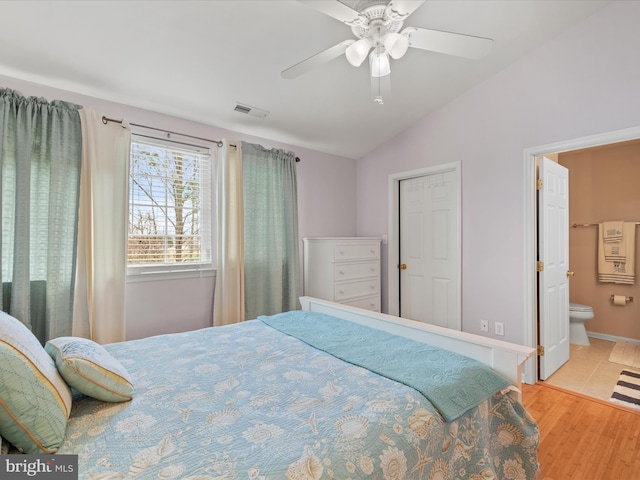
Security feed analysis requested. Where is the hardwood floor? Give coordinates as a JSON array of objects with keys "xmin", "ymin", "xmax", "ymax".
[{"xmin": 522, "ymin": 382, "xmax": 640, "ymax": 480}]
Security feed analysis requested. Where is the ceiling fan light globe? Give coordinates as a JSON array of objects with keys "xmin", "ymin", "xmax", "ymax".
[
  {"xmin": 384, "ymin": 32, "xmax": 409, "ymax": 59},
  {"xmin": 345, "ymin": 38, "xmax": 372, "ymax": 67},
  {"xmin": 369, "ymin": 48, "xmax": 390, "ymax": 77}
]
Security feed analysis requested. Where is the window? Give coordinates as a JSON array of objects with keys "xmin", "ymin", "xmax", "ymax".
[{"xmin": 127, "ymin": 135, "xmax": 214, "ymax": 278}]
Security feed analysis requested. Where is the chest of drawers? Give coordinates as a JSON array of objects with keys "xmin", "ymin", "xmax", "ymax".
[{"xmin": 303, "ymin": 237, "xmax": 381, "ymax": 312}]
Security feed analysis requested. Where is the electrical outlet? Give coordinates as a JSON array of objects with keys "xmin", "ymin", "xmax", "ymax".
[
  {"xmin": 481, "ymin": 319, "xmax": 489, "ymax": 332},
  {"xmin": 495, "ymin": 322, "xmax": 505, "ymax": 336}
]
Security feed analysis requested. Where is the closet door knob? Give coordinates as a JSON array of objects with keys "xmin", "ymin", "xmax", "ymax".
[{"xmin": 399, "ymin": 264, "xmax": 407, "ymax": 270}]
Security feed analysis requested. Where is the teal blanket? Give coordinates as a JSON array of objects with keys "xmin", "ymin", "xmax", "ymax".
[{"xmin": 260, "ymin": 310, "xmax": 511, "ymax": 422}]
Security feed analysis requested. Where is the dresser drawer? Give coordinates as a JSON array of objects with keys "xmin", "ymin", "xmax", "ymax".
[
  {"xmin": 334, "ymin": 261, "xmax": 379, "ymax": 282},
  {"xmin": 334, "ymin": 279, "xmax": 379, "ymax": 301},
  {"xmin": 342, "ymin": 295, "xmax": 380, "ymax": 312},
  {"xmin": 333, "ymin": 242, "xmax": 379, "ymax": 261}
]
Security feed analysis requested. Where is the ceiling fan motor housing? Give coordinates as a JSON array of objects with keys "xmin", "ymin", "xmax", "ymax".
[{"xmin": 350, "ymin": 4, "xmax": 405, "ymax": 41}]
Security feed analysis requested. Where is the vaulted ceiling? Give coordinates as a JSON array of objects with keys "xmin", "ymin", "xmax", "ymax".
[{"xmin": 0, "ymin": 1, "xmax": 610, "ymax": 158}]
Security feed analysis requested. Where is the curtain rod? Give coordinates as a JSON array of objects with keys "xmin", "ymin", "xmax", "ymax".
[
  {"xmin": 572, "ymin": 222, "xmax": 640, "ymax": 228},
  {"xmin": 101, "ymin": 116, "xmax": 300, "ymax": 162}
]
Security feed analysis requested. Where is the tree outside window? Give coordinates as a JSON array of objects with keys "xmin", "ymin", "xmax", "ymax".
[{"xmin": 128, "ymin": 138, "xmax": 212, "ymax": 271}]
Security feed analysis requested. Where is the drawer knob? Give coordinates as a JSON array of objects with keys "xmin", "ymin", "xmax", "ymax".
[{"xmin": 339, "ymin": 270, "xmax": 345, "ymax": 275}]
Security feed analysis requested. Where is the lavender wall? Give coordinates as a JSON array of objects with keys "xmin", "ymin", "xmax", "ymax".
[
  {"xmin": 356, "ymin": 1, "xmax": 640, "ymax": 344},
  {"xmin": 0, "ymin": 74, "xmax": 357, "ymax": 339}
]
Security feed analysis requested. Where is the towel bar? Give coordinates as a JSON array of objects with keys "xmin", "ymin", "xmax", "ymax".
[{"xmin": 572, "ymin": 222, "xmax": 640, "ymax": 227}]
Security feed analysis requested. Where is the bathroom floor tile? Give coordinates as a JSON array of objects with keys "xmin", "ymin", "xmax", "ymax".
[{"xmin": 544, "ymin": 337, "xmax": 631, "ymax": 402}]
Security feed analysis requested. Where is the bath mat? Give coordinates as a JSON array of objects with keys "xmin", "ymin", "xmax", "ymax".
[
  {"xmin": 608, "ymin": 341, "xmax": 640, "ymax": 368},
  {"xmin": 610, "ymin": 370, "xmax": 640, "ymax": 411}
]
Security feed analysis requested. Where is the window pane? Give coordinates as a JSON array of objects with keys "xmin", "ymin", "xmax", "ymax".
[{"xmin": 128, "ymin": 137, "xmax": 212, "ymax": 269}]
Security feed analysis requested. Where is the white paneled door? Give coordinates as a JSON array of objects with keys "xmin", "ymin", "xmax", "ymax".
[
  {"xmin": 538, "ymin": 156, "xmax": 570, "ymax": 380},
  {"xmin": 399, "ymin": 170, "xmax": 460, "ymax": 329}
]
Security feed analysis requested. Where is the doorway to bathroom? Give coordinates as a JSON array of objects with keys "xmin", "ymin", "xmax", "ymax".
[{"xmin": 523, "ymin": 126, "xmax": 640, "ymax": 392}]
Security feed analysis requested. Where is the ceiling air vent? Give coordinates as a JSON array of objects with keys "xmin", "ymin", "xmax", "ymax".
[{"xmin": 233, "ymin": 102, "xmax": 269, "ymax": 118}]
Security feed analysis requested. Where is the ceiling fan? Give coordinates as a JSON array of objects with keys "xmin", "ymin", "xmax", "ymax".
[{"xmin": 281, "ymin": 0, "xmax": 493, "ymax": 104}]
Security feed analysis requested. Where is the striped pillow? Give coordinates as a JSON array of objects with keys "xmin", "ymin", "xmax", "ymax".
[
  {"xmin": 45, "ymin": 337, "xmax": 133, "ymax": 402},
  {"xmin": 0, "ymin": 312, "xmax": 72, "ymax": 453}
]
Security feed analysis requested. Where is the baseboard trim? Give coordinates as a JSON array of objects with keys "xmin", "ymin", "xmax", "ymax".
[{"xmin": 587, "ymin": 331, "xmax": 640, "ymax": 345}]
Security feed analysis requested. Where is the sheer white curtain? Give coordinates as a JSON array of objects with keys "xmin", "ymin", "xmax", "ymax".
[
  {"xmin": 72, "ymin": 108, "xmax": 131, "ymax": 343},
  {"xmin": 213, "ymin": 140, "xmax": 245, "ymax": 326}
]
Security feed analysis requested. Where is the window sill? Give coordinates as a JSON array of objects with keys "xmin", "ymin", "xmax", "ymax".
[{"xmin": 126, "ymin": 268, "xmax": 216, "ymax": 283}]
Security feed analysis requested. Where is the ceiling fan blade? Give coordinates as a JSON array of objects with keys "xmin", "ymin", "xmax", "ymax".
[
  {"xmin": 281, "ymin": 40, "xmax": 354, "ymax": 79},
  {"xmin": 298, "ymin": 0, "xmax": 364, "ymax": 26},
  {"xmin": 386, "ymin": 0, "xmax": 425, "ymax": 21},
  {"xmin": 405, "ymin": 27, "xmax": 493, "ymax": 60}
]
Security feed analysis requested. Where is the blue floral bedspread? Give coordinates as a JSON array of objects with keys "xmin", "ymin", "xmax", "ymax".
[{"xmin": 57, "ymin": 312, "xmax": 539, "ymax": 480}]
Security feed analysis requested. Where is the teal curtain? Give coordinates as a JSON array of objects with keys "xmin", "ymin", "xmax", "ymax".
[
  {"xmin": 0, "ymin": 89, "xmax": 82, "ymax": 343},
  {"xmin": 242, "ymin": 142, "xmax": 300, "ymax": 320}
]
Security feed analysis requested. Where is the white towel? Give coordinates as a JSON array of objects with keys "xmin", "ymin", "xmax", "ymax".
[{"xmin": 598, "ymin": 222, "xmax": 636, "ymax": 284}]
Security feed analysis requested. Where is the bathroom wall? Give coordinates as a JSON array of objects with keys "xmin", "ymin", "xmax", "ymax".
[{"xmin": 560, "ymin": 139, "xmax": 640, "ymax": 341}]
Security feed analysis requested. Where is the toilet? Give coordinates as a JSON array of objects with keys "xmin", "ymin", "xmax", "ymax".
[{"xmin": 569, "ymin": 303, "xmax": 594, "ymax": 346}]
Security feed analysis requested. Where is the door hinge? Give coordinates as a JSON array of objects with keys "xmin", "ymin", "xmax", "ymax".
[
  {"xmin": 536, "ymin": 179, "xmax": 543, "ymax": 190},
  {"xmin": 537, "ymin": 345, "xmax": 545, "ymax": 356},
  {"xmin": 537, "ymin": 261, "xmax": 544, "ymax": 272}
]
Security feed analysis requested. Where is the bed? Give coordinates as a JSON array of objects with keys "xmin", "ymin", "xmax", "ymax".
[{"xmin": 1, "ymin": 296, "xmax": 539, "ymax": 479}]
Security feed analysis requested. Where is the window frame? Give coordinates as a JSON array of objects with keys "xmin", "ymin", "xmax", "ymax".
[{"xmin": 126, "ymin": 130, "xmax": 217, "ymax": 282}]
